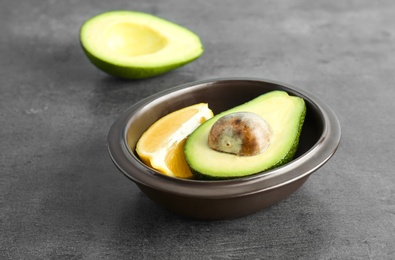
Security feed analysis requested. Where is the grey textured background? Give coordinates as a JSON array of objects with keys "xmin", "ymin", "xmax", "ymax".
[{"xmin": 1, "ymin": 0, "xmax": 395, "ymax": 259}]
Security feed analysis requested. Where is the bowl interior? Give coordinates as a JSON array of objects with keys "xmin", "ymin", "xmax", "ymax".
[{"xmin": 125, "ymin": 79, "xmax": 324, "ymax": 177}]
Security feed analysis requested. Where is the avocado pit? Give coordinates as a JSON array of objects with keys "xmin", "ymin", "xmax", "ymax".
[{"xmin": 208, "ymin": 112, "xmax": 272, "ymax": 156}]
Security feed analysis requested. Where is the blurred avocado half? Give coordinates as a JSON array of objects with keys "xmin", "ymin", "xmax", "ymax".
[{"xmin": 80, "ymin": 11, "xmax": 204, "ymax": 79}]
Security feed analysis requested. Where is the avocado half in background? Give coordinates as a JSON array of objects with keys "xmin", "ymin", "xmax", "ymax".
[{"xmin": 80, "ymin": 11, "xmax": 204, "ymax": 79}]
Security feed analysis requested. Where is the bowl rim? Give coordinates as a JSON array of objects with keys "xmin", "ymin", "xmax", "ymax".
[{"xmin": 108, "ymin": 77, "xmax": 341, "ymax": 199}]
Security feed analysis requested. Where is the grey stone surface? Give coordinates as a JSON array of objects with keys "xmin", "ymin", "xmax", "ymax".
[{"xmin": 1, "ymin": 0, "xmax": 395, "ymax": 259}]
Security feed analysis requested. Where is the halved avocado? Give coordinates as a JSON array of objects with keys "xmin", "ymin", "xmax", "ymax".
[
  {"xmin": 184, "ymin": 91, "xmax": 306, "ymax": 179},
  {"xmin": 80, "ymin": 11, "xmax": 203, "ymax": 79}
]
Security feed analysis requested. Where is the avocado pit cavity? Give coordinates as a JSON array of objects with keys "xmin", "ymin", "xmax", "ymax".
[
  {"xmin": 105, "ymin": 22, "xmax": 167, "ymax": 57},
  {"xmin": 208, "ymin": 112, "xmax": 272, "ymax": 156}
]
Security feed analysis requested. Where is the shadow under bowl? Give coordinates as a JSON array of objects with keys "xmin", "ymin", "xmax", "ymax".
[{"xmin": 108, "ymin": 78, "xmax": 341, "ymax": 220}]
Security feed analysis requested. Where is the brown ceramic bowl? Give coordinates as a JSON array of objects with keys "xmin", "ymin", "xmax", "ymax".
[{"xmin": 108, "ymin": 78, "xmax": 341, "ymax": 220}]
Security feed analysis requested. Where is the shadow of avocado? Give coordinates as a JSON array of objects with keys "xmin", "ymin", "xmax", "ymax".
[{"xmin": 86, "ymin": 69, "xmax": 200, "ymax": 120}]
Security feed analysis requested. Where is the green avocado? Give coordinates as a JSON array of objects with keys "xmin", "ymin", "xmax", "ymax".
[
  {"xmin": 184, "ymin": 91, "xmax": 306, "ymax": 179},
  {"xmin": 80, "ymin": 11, "xmax": 203, "ymax": 79}
]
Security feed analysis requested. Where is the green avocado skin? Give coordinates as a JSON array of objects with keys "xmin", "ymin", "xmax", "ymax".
[
  {"xmin": 184, "ymin": 91, "xmax": 307, "ymax": 180},
  {"xmin": 81, "ymin": 44, "xmax": 202, "ymax": 79}
]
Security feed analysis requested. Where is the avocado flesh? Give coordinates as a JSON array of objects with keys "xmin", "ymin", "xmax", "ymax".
[
  {"xmin": 80, "ymin": 11, "xmax": 203, "ymax": 79},
  {"xmin": 184, "ymin": 91, "xmax": 306, "ymax": 179}
]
